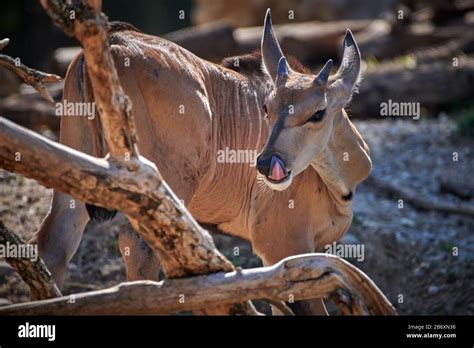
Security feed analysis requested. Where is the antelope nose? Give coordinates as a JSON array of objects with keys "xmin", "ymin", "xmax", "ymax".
[{"xmin": 257, "ymin": 154, "xmax": 288, "ymax": 181}]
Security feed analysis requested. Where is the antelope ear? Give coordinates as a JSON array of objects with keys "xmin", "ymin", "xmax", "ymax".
[
  {"xmin": 261, "ymin": 9, "xmax": 286, "ymax": 82},
  {"xmin": 328, "ymin": 29, "xmax": 362, "ymax": 107}
]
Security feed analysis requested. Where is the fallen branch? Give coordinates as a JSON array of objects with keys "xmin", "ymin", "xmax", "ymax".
[
  {"xmin": 0, "ymin": 254, "xmax": 396, "ymax": 315},
  {"xmin": 367, "ymin": 176, "xmax": 474, "ymax": 217},
  {"xmin": 0, "ymin": 38, "xmax": 61, "ymax": 104},
  {"xmin": 0, "ymin": 222, "xmax": 61, "ymax": 301}
]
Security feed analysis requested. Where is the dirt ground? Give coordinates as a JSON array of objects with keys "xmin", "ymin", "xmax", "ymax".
[{"xmin": 0, "ymin": 117, "xmax": 473, "ymax": 315}]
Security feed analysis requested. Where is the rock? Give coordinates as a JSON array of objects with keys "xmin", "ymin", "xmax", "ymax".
[{"xmin": 428, "ymin": 285, "xmax": 440, "ymax": 294}]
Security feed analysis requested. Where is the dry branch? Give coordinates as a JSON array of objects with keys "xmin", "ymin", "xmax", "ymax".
[
  {"xmin": 0, "ymin": 222, "xmax": 61, "ymax": 301},
  {"xmin": 368, "ymin": 176, "xmax": 474, "ymax": 217},
  {"xmin": 0, "ymin": 254, "xmax": 396, "ymax": 315},
  {"xmin": 0, "ymin": 38, "xmax": 61, "ymax": 104}
]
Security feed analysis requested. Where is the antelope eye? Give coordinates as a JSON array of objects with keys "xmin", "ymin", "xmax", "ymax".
[
  {"xmin": 307, "ymin": 108, "xmax": 326, "ymax": 123},
  {"xmin": 262, "ymin": 104, "xmax": 268, "ymax": 114}
]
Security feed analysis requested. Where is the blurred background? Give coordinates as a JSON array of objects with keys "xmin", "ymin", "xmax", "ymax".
[{"xmin": 0, "ymin": 0, "xmax": 473, "ymax": 315}]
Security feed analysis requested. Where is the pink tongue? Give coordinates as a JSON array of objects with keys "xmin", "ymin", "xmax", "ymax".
[{"xmin": 269, "ymin": 156, "xmax": 286, "ymax": 181}]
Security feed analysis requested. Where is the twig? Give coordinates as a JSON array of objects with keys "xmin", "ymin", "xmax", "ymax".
[{"xmin": 0, "ymin": 38, "xmax": 61, "ymax": 104}]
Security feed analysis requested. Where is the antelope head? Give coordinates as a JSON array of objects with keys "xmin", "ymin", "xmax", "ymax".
[{"xmin": 256, "ymin": 9, "xmax": 362, "ymax": 191}]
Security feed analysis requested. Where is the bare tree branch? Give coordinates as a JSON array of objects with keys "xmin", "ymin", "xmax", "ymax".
[
  {"xmin": 0, "ymin": 254, "xmax": 396, "ymax": 315},
  {"xmin": 0, "ymin": 38, "xmax": 61, "ymax": 104},
  {"xmin": 0, "ymin": 222, "xmax": 61, "ymax": 300}
]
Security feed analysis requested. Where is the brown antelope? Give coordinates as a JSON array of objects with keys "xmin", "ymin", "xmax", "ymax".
[{"xmin": 31, "ymin": 10, "xmax": 371, "ymax": 315}]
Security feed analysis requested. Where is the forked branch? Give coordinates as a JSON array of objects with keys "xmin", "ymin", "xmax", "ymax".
[{"xmin": 0, "ymin": 38, "xmax": 61, "ymax": 104}]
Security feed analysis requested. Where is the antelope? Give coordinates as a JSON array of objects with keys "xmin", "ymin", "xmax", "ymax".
[{"xmin": 31, "ymin": 10, "xmax": 371, "ymax": 315}]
